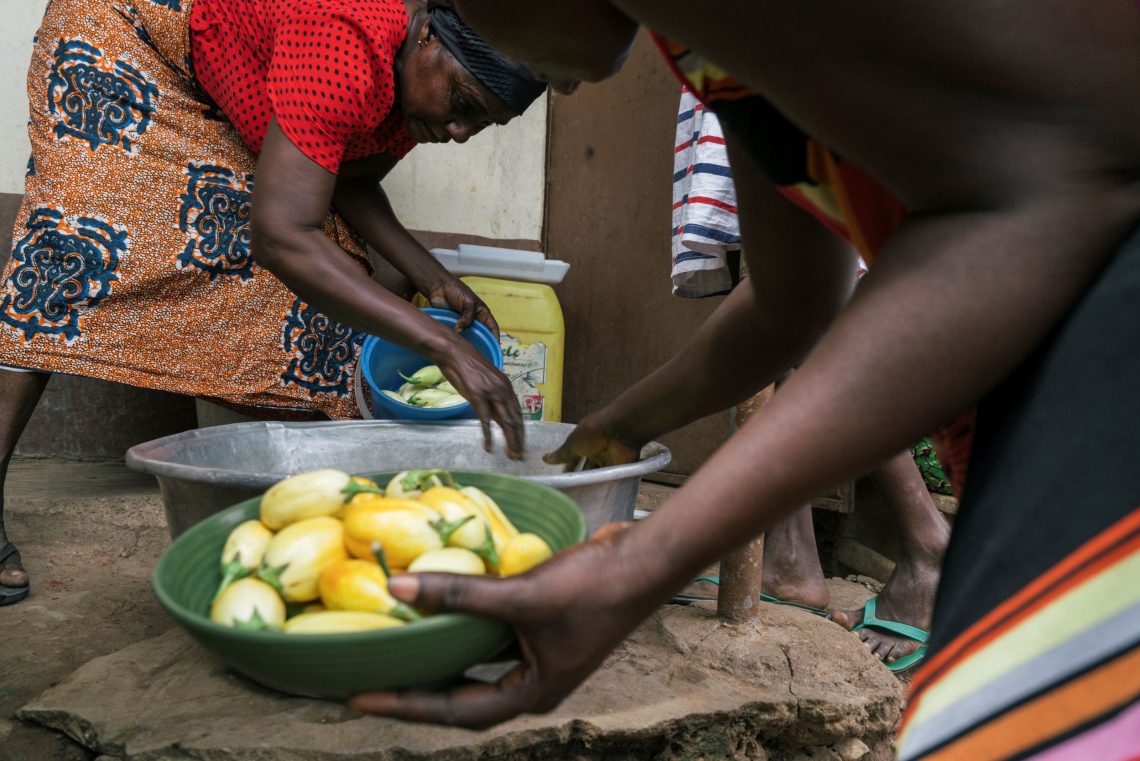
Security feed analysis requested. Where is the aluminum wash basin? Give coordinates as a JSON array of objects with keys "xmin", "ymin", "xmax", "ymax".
[{"xmin": 126, "ymin": 419, "xmax": 671, "ymax": 538}]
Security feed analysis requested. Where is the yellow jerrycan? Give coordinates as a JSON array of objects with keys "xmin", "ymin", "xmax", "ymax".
[{"xmin": 420, "ymin": 245, "xmax": 568, "ymax": 422}]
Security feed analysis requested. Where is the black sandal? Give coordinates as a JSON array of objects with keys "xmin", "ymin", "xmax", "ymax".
[{"xmin": 0, "ymin": 542, "xmax": 29, "ymax": 606}]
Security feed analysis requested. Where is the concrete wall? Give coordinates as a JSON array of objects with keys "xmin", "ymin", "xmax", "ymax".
[
  {"xmin": 0, "ymin": 0, "xmax": 46, "ymax": 195},
  {"xmin": 383, "ymin": 95, "xmax": 548, "ymax": 243}
]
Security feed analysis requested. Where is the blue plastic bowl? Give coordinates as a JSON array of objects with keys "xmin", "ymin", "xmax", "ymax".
[{"xmin": 360, "ymin": 308, "xmax": 503, "ymax": 420}]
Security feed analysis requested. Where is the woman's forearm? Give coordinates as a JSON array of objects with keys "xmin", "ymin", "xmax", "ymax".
[
  {"xmin": 253, "ymin": 221, "xmax": 455, "ymax": 361},
  {"xmin": 332, "ymin": 175, "xmax": 452, "ymax": 296}
]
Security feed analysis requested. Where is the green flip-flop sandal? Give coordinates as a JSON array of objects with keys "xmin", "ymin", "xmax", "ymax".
[
  {"xmin": 672, "ymin": 575, "xmax": 830, "ymax": 617},
  {"xmin": 671, "ymin": 575, "xmax": 721, "ymax": 604},
  {"xmin": 759, "ymin": 592, "xmax": 830, "ymax": 618},
  {"xmin": 851, "ymin": 596, "xmax": 929, "ymax": 673}
]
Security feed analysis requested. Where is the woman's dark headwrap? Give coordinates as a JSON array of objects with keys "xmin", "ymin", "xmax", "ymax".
[{"xmin": 427, "ymin": 5, "xmax": 546, "ymax": 116}]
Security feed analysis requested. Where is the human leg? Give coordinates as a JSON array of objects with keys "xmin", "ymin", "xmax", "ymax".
[
  {"xmin": 832, "ymin": 450, "xmax": 950, "ymax": 666},
  {"xmin": 0, "ymin": 369, "xmax": 50, "ymax": 603}
]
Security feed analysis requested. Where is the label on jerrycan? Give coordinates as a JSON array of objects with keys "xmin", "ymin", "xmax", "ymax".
[{"xmin": 501, "ymin": 333, "xmax": 546, "ymax": 420}]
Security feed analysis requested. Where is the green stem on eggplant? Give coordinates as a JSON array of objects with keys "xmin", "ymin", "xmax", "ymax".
[
  {"xmin": 389, "ymin": 601, "xmax": 423, "ymax": 622},
  {"xmin": 397, "ymin": 468, "xmax": 457, "ymax": 493},
  {"xmin": 371, "ymin": 541, "xmax": 394, "ymax": 579},
  {"xmin": 212, "ymin": 559, "xmax": 252, "ymax": 604},
  {"xmin": 471, "ymin": 524, "xmax": 501, "ymax": 572},
  {"xmin": 432, "ymin": 515, "xmax": 474, "ymax": 545},
  {"xmin": 233, "ymin": 609, "xmax": 273, "ymax": 632},
  {"xmin": 256, "ymin": 561, "xmax": 289, "ymax": 598},
  {"xmin": 342, "ymin": 481, "xmax": 385, "ymax": 501}
]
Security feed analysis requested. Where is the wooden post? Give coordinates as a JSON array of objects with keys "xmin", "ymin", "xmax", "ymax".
[
  {"xmin": 717, "ymin": 384, "xmax": 775, "ymax": 623},
  {"xmin": 716, "ymin": 537, "xmax": 765, "ymax": 623}
]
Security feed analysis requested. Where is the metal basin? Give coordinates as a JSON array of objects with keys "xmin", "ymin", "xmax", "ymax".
[{"xmin": 126, "ymin": 420, "xmax": 671, "ymax": 538}]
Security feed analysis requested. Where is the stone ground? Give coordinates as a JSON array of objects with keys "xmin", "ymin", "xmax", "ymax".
[{"xmin": 0, "ymin": 460, "xmax": 901, "ymax": 761}]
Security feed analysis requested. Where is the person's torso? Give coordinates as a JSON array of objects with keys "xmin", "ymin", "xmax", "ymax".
[{"xmin": 189, "ymin": 0, "xmax": 415, "ymax": 170}]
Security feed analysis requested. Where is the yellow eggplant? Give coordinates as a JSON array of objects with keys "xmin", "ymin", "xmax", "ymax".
[
  {"xmin": 258, "ymin": 516, "xmax": 348, "ymax": 603},
  {"xmin": 343, "ymin": 496, "xmax": 439, "ymax": 558},
  {"xmin": 318, "ymin": 559, "xmax": 420, "ymax": 621},
  {"xmin": 460, "ymin": 486, "xmax": 519, "ymax": 544},
  {"xmin": 210, "ymin": 577, "xmax": 286, "ymax": 630},
  {"xmin": 498, "ymin": 533, "xmax": 554, "ymax": 576},
  {"xmin": 345, "ymin": 493, "xmax": 440, "ymax": 520},
  {"xmin": 407, "ymin": 547, "xmax": 486, "ymax": 575},
  {"xmin": 214, "ymin": 519, "xmax": 274, "ymax": 602},
  {"xmin": 418, "ymin": 487, "xmax": 499, "ymax": 568},
  {"xmin": 343, "ymin": 508, "xmax": 445, "ymax": 567},
  {"xmin": 282, "ymin": 610, "xmax": 405, "ymax": 635},
  {"xmin": 259, "ymin": 469, "xmax": 352, "ymax": 530}
]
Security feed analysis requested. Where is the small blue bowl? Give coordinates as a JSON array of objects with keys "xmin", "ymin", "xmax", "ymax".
[{"xmin": 360, "ymin": 308, "xmax": 503, "ymax": 420}]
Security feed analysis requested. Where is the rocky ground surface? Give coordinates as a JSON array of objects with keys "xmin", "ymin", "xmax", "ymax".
[{"xmin": 1, "ymin": 460, "xmax": 901, "ymax": 761}]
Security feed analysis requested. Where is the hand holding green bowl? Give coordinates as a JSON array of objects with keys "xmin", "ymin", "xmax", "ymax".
[{"xmin": 152, "ymin": 470, "xmax": 586, "ymax": 699}]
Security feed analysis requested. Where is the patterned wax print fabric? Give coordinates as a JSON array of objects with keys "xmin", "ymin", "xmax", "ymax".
[
  {"xmin": 189, "ymin": 0, "xmax": 417, "ymax": 174},
  {"xmin": 0, "ymin": 0, "xmax": 383, "ymax": 418},
  {"xmin": 654, "ymin": 32, "xmax": 1140, "ymax": 761}
]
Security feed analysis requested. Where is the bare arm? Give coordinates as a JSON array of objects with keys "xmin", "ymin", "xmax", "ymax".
[
  {"xmin": 352, "ymin": 0, "xmax": 1140, "ymax": 727},
  {"xmin": 354, "ymin": 175, "xmax": 1140, "ymax": 729},
  {"xmin": 333, "ymin": 157, "xmax": 500, "ymax": 334},
  {"xmin": 252, "ymin": 119, "xmax": 523, "ymax": 455},
  {"xmin": 545, "ymin": 133, "xmax": 860, "ymax": 464}
]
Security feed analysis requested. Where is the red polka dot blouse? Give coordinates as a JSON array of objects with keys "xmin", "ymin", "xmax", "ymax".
[{"xmin": 189, "ymin": 0, "xmax": 418, "ymax": 174}]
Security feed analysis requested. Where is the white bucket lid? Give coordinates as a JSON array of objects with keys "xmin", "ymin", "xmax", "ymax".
[{"xmin": 429, "ymin": 244, "xmax": 570, "ymax": 285}]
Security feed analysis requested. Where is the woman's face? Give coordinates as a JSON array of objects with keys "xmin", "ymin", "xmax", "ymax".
[
  {"xmin": 398, "ymin": 24, "xmax": 516, "ymax": 144},
  {"xmin": 449, "ymin": 0, "xmax": 638, "ymax": 94}
]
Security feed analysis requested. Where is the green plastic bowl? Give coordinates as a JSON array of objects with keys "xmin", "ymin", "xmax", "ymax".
[{"xmin": 152, "ymin": 470, "xmax": 587, "ymax": 699}]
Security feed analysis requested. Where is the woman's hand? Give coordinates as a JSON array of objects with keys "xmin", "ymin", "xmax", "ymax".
[
  {"xmin": 426, "ymin": 275, "xmax": 500, "ymax": 337},
  {"xmin": 435, "ymin": 335, "xmax": 525, "ymax": 458},
  {"xmin": 542, "ymin": 412, "xmax": 642, "ymax": 469},
  {"xmin": 349, "ymin": 522, "xmax": 667, "ymax": 728}
]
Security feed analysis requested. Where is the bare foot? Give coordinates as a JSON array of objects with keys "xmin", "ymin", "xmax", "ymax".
[
  {"xmin": 831, "ymin": 555, "xmax": 940, "ymax": 665},
  {"xmin": 760, "ymin": 563, "xmax": 830, "ymax": 611},
  {"xmin": 760, "ymin": 510, "xmax": 830, "ymax": 611}
]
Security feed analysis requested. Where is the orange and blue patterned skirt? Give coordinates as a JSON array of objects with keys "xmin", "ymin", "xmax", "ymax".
[{"xmin": 0, "ymin": 0, "xmax": 368, "ymax": 418}]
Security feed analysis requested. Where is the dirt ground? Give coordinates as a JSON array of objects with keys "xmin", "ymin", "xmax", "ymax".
[
  {"xmin": 0, "ymin": 461, "xmax": 889, "ymax": 761},
  {"xmin": 1, "ymin": 459, "xmax": 171, "ymax": 761}
]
